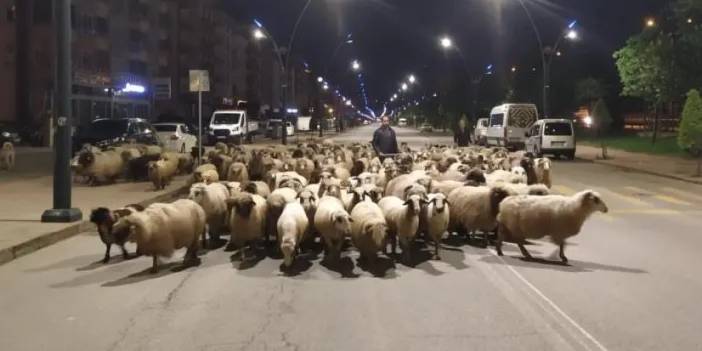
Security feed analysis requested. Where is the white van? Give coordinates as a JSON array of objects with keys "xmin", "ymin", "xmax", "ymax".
[
  {"xmin": 398, "ymin": 118, "xmax": 408, "ymax": 127},
  {"xmin": 208, "ymin": 110, "xmax": 259, "ymax": 144},
  {"xmin": 525, "ymin": 119, "xmax": 576, "ymax": 159},
  {"xmin": 486, "ymin": 104, "xmax": 538, "ymax": 150}
]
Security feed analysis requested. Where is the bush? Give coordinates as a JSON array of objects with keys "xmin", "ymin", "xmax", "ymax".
[{"xmin": 678, "ymin": 89, "xmax": 702, "ymax": 176}]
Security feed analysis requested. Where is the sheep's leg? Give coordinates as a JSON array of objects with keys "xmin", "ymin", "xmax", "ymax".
[
  {"xmin": 558, "ymin": 243, "xmax": 568, "ymax": 264},
  {"xmin": 433, "ymin": 238, "xmax": 441, "ymax": 260},
  {"xmin": 150, "ymin": 256, "xmax": 159, "ymax": 274},
  {"xmin": 402, "ymin": 239, "xmax": 412, "ymax": 264},
  {"xmin": 102, "ymin": 243, "xmax": 112, "ymax": 264},
  {"xmin": 495, "ymin": 225, "xmax": 504, "ymax": 256},
  {"xmin": 119, "ymin": 244, "xmax": 131, "ymax": 260},
  {"xmin": 240, "ymin": 244, "xmax": 247, "ymax": 261},
  {"xmin": 517, "ymin": 242, "xmax": 533, "ymax": 260},
  {"xmin": 201, "ymin": 228, "xmax": 208, "ymax": 250}
]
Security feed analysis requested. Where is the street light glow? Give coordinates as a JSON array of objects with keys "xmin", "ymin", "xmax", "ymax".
[
  {"xmin": 328, "ymin": 108, "xmax": 334, "ymax": 114},
  {"xmin": 440, "ymin": 36, "xmax": 453, "ymax": 49},
  {"xmin": 408, "ymin": 75, "xmax": 416, "ymax": 84},
  {"xmin": 345, "ymin": 100, "xmax": 352, "ymax": 106},
  {"xmin": 646, "ymin": 18, "xmax": 656, "ymax": 27},
  {"xmin": 556, "ymin": 51, "xmax": 562, "ymax": 57},
  {"xmin": 323, "ymin": 84, "xmax": 329, "ymax": 91},
  {"xmin": 511, "ymin": 66, "xmax": 517, "ymax": 73},
  {"xmin": 317, "ymin": 76, "xmax": 324, "ymax": 83},
  {"xmin": 566, "ymin": 30, "xmax": 578, "ymax": 40},
  {"xmin": 401, "ymin": 83, "xmax": 408, "ymax": 91},
  {"xmin": 568, "ymin": 20, "xmax": 578, "ymax": 29},
  {"xmin": 253, "ymin": 19, "xmax": 263, "ymax": 28},
  {"xmin": 253, "ymin": 29, "xmax": 266, "ymax": 40},
  {"xmin": 351, "ymin": 60, "xmax": 361, "ymax": 71}
]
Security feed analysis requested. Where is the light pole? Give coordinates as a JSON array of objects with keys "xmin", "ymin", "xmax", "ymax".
[
  {"xmin": 515, "ymin": 0, "xmax": 578, "ymax": 118},
  {"xmin": 253, "ymin": 0, "xmax": 313, "ymax": 145},
  {"xmin": 42, "ymin": 0, "xmax": 81, "ymax": 223}
]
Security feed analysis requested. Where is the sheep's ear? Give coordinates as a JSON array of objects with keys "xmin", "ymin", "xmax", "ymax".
[
  {"xmin": 348, "ymin": 217, "xmax": 354, "ymax": 223},
  {"xmin": 444, "ymin": 200, "xmax": 451, "ymax": 206}
]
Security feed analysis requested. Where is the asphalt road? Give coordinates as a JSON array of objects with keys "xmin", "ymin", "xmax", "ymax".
[{"xmin": 2, "ymin": 125, "xmax": 702, "ymax": 351}]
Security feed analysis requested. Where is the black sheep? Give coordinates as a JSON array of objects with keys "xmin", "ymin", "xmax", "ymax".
[{"xmin": 89, "ymin": 204, "xmax": 144, "ymax": 263}]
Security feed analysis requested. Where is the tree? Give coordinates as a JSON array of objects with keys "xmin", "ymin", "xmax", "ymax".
[
  {"xmin": 678, "ymin": 89, "xmax": 702, "ymax": 176},
  {"xmin": 574, "ymin": 77, "xmax": 606, "ymax": 112},
  {"xmin": 592, "ymin": 98, "xmax": 613, "ymax": 159}
]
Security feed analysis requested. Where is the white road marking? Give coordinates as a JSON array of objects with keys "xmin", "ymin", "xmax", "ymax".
[{"xmin": 491, "ymin": 250, "xmax": 610, "ymax": 351}]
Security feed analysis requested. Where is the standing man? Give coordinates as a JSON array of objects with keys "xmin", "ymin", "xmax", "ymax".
[
  {"xmin": 372, "ymin": 116, "xmax": 399, "ymax": 160},
  {"xmin": 454, "ymin": 118, "xmax": 471, "ymax": 147}
]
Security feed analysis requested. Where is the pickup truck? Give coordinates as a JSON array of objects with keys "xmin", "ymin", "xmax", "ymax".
[{"xmin": 208, "ymin": 110, "xmax": 259, "ymax": 145}]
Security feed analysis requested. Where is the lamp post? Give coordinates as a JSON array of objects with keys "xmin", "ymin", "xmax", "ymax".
[
  {"xmin": 515, "ymin": 0, "xmax": 578, "ymax": 118},
  {"xmin": 253, "ymin": 0, "xmax": 312, "ymax": 145},
  {"xmin": 42, "ymin": 0, "xmax": 81, "ymax": 223}
]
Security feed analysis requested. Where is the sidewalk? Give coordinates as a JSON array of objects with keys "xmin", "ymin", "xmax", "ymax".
[
  {"xmin": 0, "ymin": 174, "xmax": 190, "ymax": 265},
  {"xmin": 576, "ymin": 145, "xmax": 702, "ymax": 185}
]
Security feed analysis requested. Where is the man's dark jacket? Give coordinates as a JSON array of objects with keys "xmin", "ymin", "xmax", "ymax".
[
  {"xmin": 454, "ymin": 127, "xmax": 471, "ymax": 147},
  {"xmin": 372, "ymin": 126, "xmax": 399, "ymax": 156}
]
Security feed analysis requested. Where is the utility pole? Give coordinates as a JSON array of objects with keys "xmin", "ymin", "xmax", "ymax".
[{"xmin": 42, "ymin": 0, "xmax": 82, "ymax": 223}]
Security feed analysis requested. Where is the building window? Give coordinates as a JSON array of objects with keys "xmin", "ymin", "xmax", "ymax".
[{"xmin": 6, "ymin": 5, "xmax": 16, "ymax": 21}]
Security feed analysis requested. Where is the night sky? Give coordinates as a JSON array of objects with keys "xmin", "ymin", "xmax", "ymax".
[{"xmin": 229, "ymin": 0, "xmax": 670, "ymax": 112}]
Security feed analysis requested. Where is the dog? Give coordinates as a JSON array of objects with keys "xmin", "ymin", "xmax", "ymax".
[{"xmin": 0, "ymin": 142, "xmax": 15, "ymax": 170}]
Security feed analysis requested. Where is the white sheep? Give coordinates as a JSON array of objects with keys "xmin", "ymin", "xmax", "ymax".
[
  {"xmin": 378, "ymin": 195, "xmax": 423, "ymax": 263},
  {"xmin": 447, "ymin": 186, "xmax": 512, "ymax": 244},
  {"xmin": 485, "ymin": 170, "xmax": 523, "ymax": 186},
  {"xmin": 496, "ymin": 190, "xmax": 608, "ymax": 263},
  {"xmin": 227, "ymin": 192, "xmax": 267, "ymax": 260},
  {"xmin": 192, "ymin": 163, "xmax": 217, "ymax": 184},
  {"xmin": 510, "ymin": 166, "xmax": 528, "ymax": 184},
  {"xmin": 422, "ymin": 193, "xmax": 450, "ymax": 260},
  {"xmin": 384, "ymin": 172, "xmax": 432, "ymax": 199},
  {"xmin": 314, "ymin": 196, "xmax": 353, "ymax": 262},
  {"xmin": 430, "ymin": 180, "xmax": 466, "ymax": 197},
  {"xmin": 148, "ymin": 158, "xmax": 178, "ymax": 190},
  {"xmin": 113, "ymin": 199, "xmax": 206, "ymax": 273},
  {"xmin": 188, "ymin": 182, "xmax": 230, "ymax": 245},
  {"xmin": 534, "ymin": 157, "xmax": 552, "ymax": 188},
  {"xmin": 0, "ymin": 142, "xmax": 15, "ymax": 170},
  {"xmin": 350, "ymin": 201, "xmax": 388, "ymax": 268},
  {"xmin": 176, "ymin": 153, "xmax": 194, "ymax": 174},
  {"xmin": 265, "ymin": 187, "xmax": 298, "ymax": 244},
  {"xmin": 76, "ymin": 150, "xmax": 125, "ymax": 185},
  {"xmin": 277, "ymin": 201, "xmax": 309, "ymax": 269},
  {"xmin": 226, "ymin": 162, "xmax": 249, "ymax": 182}
]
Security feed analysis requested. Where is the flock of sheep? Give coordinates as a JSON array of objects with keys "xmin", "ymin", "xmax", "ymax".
[{"xmin": 89, "ymin": 139, "xmax": 608, "ymax": 275}]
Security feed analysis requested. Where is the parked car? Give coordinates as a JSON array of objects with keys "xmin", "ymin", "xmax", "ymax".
[
  {"xmin": 265, "ymin": 119, "xmax": 295, "ymax": 138},
  {"xmin": 0, "ymin": 123, "xmax": 22, "ymax": 144},
  {"xmin": 486, "ymin": 103, "xmax": 538, "ymax": 150},
  {"xmin": 72, "ymin": 118, "xmax": 160, "ymax": 154},
  {"xmin": 420, "ymin": 123, "xmax": 433, "ymax": 132},
  {"xmin": 153, "ymin": 123, "xmax": 198, "ymax": 153},
  {"xmin": 525, "ymin": 118, "xmax": 576, "ymax": 159},
  {"xmin": 473, "ymin": 118, "xmax": 489, "ymax": 145},
  {"xmin": 398, "ymin": 118, "xmax": 408, "ymax": 127}
]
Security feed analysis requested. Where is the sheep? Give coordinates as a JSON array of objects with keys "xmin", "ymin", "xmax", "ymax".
[
  {"xmin": 266, "ymin": 187, "xmax": 298, "ymax": 244},
  {"xmin": 112, "ymin": 199, "xmax": 206, "ymax": 273},
  {"xmin": 422, "ymin": 193, "xmax": 450, "ymax": 260},
  {"xmin": 0, "ymin": 142, "xmax": 15, "ymax": 170},
  {"xmin": 277, "ymin": 201, "xmax": 310, "ymax": 269},
  {"xmin": 148, "ymin": 158, "xmax": 178, "ymax": 190},
  {"xmin": 295, "ymin": 158, "xmax": 315, "ymax": 181},
  {"xmin": 201, "ymin": 169, "xmax": 220, "ymax": 184},
  {"xmin": 176, "ymin": 153, "xmax": 194, "ymax": 175},
  {"xmin": 76, "ymin": 150, "xmax": 125, "ymax": 185},
  {"xmin": 534, "ymin": 157, "xmax": 552, "ymax": 188},
  {"xmin": 520, "ymin": 158, "xmax": 538, "ymax": 185},
  {"xmin": 89, "ymin": 204, "xmax": 145, "ymax": 263},
  {"xmin": 272, "ymin": 171, "xmax": 308, "ymax": 189},
  {"xmin": 126, "ymin": 154, "xmax": 160, "ymax": 181},
  {"xmin": 385, "ymin": 172, "xmax": 432, "ymax": 199},
  {"xmin": 496, "ymin": 190, "xmax": 608, "ymax": 263},
  {"xmin": 498, "ymin": 183, "xmax": 551, "ymax": 196},
  {"xmin": 350, "ymin": 201, "xmax": 388, "ymax": 268},
  {"xmin": 226, "ymin": 162, "xmax": 249, "ymax": 182},
  {"xmin": 485, "ymin": 170, "xmax": 523, "ymax": 186},
  {"xmin": 212, "ymin": 154, "xmax": 234, "ymax": 178},
  {"xmin": 447, "ymin": 186, "xmax": 512, "ymax": 244},
  {"xmin": 191, "ymin": 163, "xmax": 217, "ymax": 184},
  {"xmin": 227, "ymin": 192, "xmax": 267, "ymax": 260},
  {"xmin": 224, "ymin": 182, "xmax": 242, "ymax": 197},
  {"xmin": 430, "ymin": 180, "xmax": 466, "ymax": 197},
  {"xmin": 242, "ymin": 181, "xmax": 271, "ymax": 198},
  {"xmin": 297, "ymin": 189, "xmax": 318, "ymax": 237},
  {"xmin": 214, "ymin": 142, "xmax": 229, "ymax": 155},
  {"xmin": 314, "ymin": 196, "xmax": 353, "ymax": 263},
  {"xmin": 510, "ymin": 166, "xmax": 528, "ymax": 184},
  {"xmin": 378, "ymin": 195, "xmax": 423, "ymax": 263},
  {"xmin": 188, "ymin": 182, "xmax": 230, "ymax": 245}
]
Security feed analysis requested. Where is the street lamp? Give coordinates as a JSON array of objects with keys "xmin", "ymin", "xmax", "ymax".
[
  {"xmin": 646, "ymin": 18, "xmax": 656, "ymax": 27},
  {"xmin": 253, "ymin": 28, "xmax": 266, "ymax": 40},
  {"xmin": 351, "ymin": 59, "xmax": 361, "ymax": 72},
  {"xmin": 401, "ymin": 83, "xmax": 408, "ymax": 91},
  {"xmin": 566, "ymin": 29, "xmax": 578, "ymax": 40},
  {"xmin": 408, "ymin": 74, "xmax": 416, "ymax": 84},
  {"xmin": 317, "ymin": 76, "xmax": 324, "ymax": 83},
  {"xmin": 440, "ymin": 36, "xmax": 453, "ymax": 49}
]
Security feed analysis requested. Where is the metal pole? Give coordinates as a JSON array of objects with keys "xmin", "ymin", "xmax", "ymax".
[
  {"xmin": 42, "ymin": 0, "xmax": 81, "ymax": 223},
  {"xmin": 282, "ymin": 69, "xmax": 288, "ymax": 145},
  {"xmin": 198, "ymin": 89, "xmax": 203, "ymax": 165},
  {"xmin": 543, "ymin": 55, "xmax": 550, "ymax": 118}
]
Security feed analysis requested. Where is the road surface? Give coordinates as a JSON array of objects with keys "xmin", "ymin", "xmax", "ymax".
[{"xmin": 1, "ymin": 125, "xmax": 701, "ymax": 351}]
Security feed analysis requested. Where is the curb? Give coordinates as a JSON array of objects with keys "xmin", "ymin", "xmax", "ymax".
[
  {"xmin": 583, "ymin": 158, "xmax": 702, "ymax": 186},
  {"xmin": 0, "ymin": 184, "xmax": 190, "ymax": 266}
]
